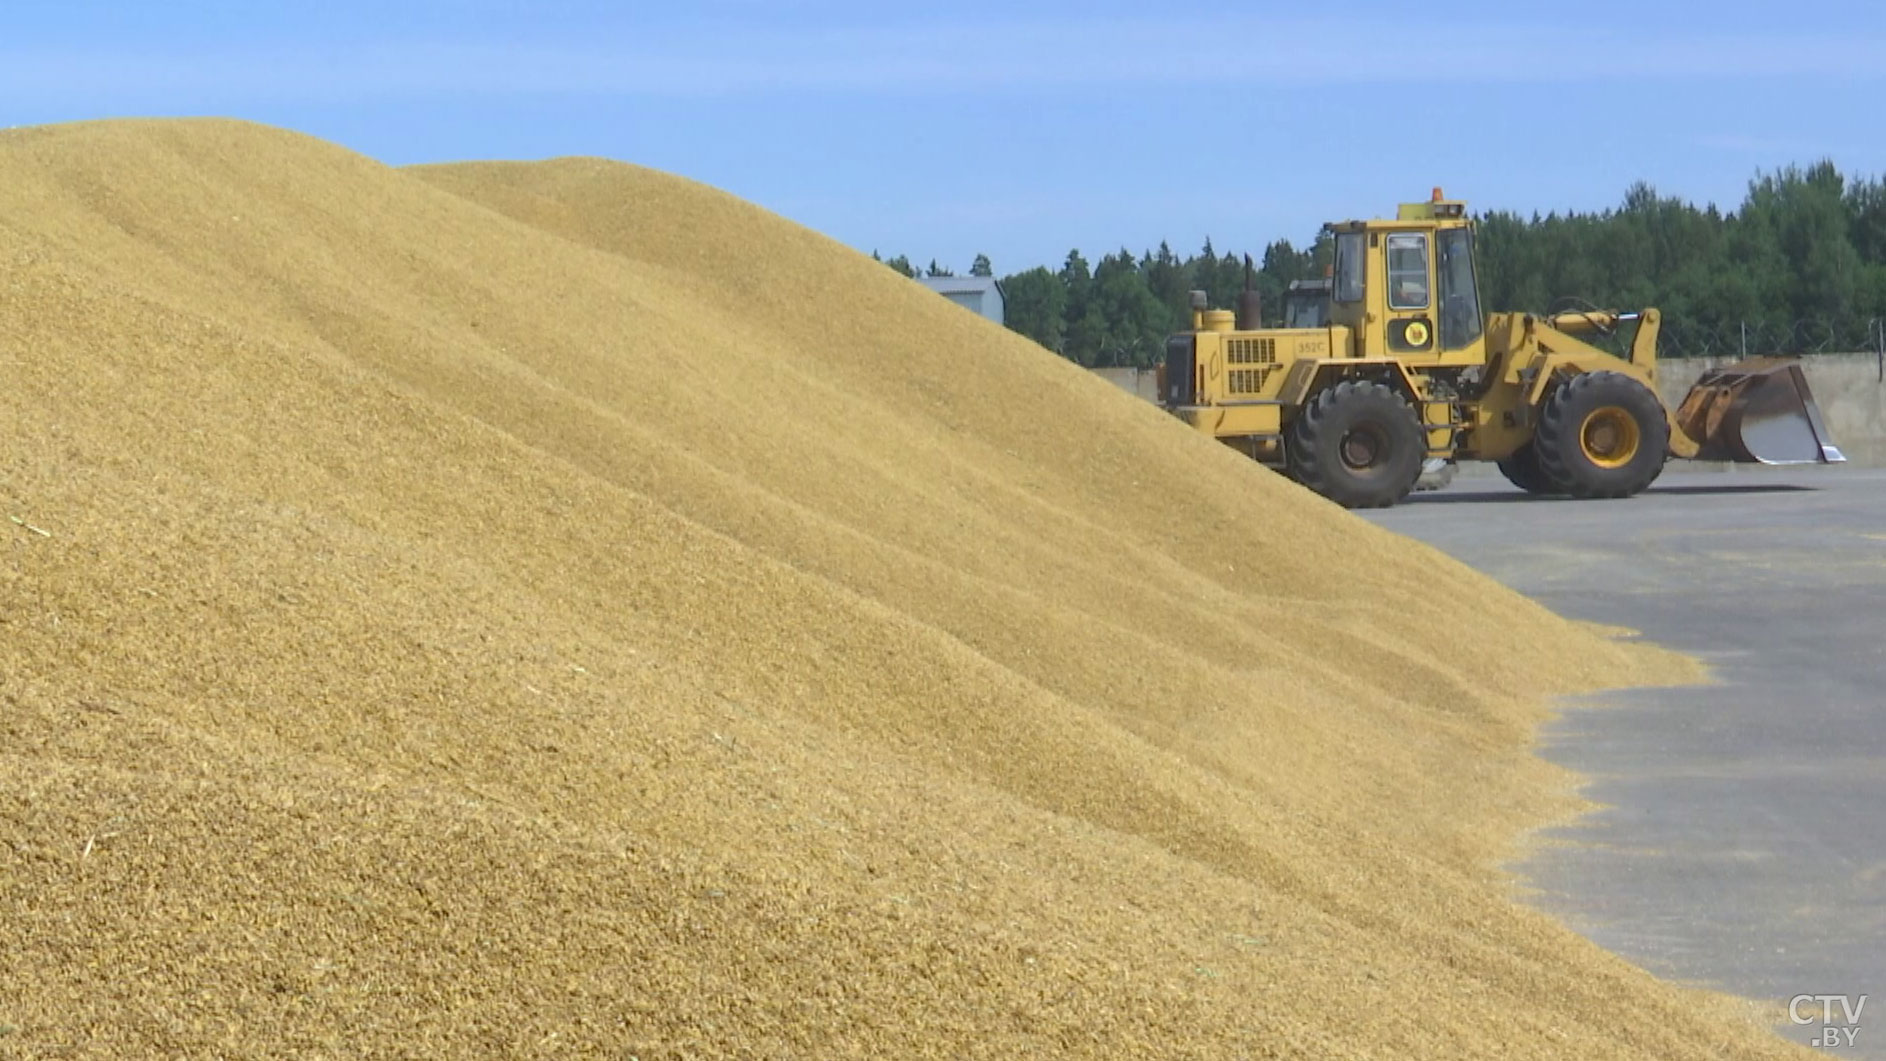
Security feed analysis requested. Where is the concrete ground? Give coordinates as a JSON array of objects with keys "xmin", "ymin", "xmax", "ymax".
[{"xmin": 1363, "ymin": 467, "xmax": 1886, "ymax": 1057}]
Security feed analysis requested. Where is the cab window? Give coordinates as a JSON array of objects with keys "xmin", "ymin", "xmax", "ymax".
[
  {"xmin": 1386, "ymin": 233, "xmax": 1430, "ymax": 310},
  {"xmin": 1333, "ymin": 232, "xmax": 1365, "ymax": 302}
]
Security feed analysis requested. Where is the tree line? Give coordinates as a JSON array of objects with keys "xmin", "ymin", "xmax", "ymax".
[{"xmin": 878, "ymin": 162, "xmax": 1886, "ymax": 366}]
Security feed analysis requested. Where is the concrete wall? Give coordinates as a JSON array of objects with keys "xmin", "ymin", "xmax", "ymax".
[
  {"xmin": 1090, "ymin": 353, "xmax": 1886, "ymax": 466},
  {"xmin": 1094, "ymin": 367, "xmax": 1160, "ymax": 403}
]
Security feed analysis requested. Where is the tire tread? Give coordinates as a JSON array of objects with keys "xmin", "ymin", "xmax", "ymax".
[
  {"xmin": 1285, "ymin": 380, "xmax": 1424, "ymax": 509},
  {"xmin": 1532, "ymin": 371, "xmax": 1667, "ymax": 499}
]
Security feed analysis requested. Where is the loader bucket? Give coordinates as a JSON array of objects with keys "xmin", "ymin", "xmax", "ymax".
[{"xmin": 1673, "ymin": 358, "xmax": 1846, "ymax": 464}]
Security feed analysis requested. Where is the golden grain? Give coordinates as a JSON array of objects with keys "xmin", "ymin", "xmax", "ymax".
[{"xmin": 0, "ymin": 119, "xmax": 1788, "ymax": 1058}]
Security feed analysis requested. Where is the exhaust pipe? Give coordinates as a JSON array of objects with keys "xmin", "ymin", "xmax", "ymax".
[{"xmin": 1236, "ymin": 254, "xmax": 1262, "ymax": 330}]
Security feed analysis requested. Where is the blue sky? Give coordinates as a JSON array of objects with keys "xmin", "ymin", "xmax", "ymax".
[{"xmin": 6, "ymin": 1, "xmax": 1886, "ymax": 274}]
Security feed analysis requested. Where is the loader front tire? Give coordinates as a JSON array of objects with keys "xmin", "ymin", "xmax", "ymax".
[
  {"xmin": 1532, "ymin": 372, "xmax": 1668, "ymax": 499},
  {"xmin": 1286, "ymin": 380, "xmax": 1425, "ymax": 509}
]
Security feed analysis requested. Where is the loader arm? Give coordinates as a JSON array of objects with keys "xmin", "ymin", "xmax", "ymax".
[{"xmin": 1541, "ymin": 309, "xmax": 1662, "ymax": 374}]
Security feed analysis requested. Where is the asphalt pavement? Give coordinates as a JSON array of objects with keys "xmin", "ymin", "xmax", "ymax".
[{"xmin": 1364, "ymin": 466, "xmax": 1886, "ymax": 1057}]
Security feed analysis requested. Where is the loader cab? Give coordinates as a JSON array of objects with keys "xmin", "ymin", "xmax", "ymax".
[
  {"xmin": 1326, "ymin": 190, "xmax": 1485, "ymax": 365},
  {"xmin": 1282, "ymin": 278, "xmax": 1332, "ymax": 328}
]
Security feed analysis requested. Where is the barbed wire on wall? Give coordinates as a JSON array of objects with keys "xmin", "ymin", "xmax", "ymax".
[{"xmin": 1656, "ymin": 317, "xmax": 1886, "ymax": 360}]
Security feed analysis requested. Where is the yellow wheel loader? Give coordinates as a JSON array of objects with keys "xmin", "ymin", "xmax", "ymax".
[{"xmin": 1157, "ymin": 191, "xmax": 1846, "ymax": 508}]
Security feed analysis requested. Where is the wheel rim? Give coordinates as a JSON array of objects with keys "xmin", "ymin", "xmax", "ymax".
[
  {"xmin": 1579, "ymin": 406, "xmax": 1640, "ymax": 468},
  {"xmin": 1339, "ymin": 425, "xmax": 1387, "ymax": 471}
]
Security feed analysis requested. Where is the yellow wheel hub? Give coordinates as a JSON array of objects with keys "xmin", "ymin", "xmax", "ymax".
[{"xmin": 1579, "ymin": 406, "xmax": 1640, "ymax": 468}]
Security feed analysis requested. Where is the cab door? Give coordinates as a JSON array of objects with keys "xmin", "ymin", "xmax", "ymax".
[{"xmin": 1434, "ymin": 225, "xmax": 1484, "ymax": 355}]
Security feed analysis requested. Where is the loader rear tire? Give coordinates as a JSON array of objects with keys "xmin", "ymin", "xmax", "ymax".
[
  {"xmin": 1496, "ymin": 444, "xmax": 1556, "ymax": 495},
  {"xmin": 1533, "ymin": 371, "xmax": 1668, "ymax": 499},
  {"xmin": 1285, "ymin": 380, "xmax": 1425, "ymax": 509}
]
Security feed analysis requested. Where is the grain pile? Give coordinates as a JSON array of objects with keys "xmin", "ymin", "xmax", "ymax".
[{"xmin": 0, "ymin": 119, "xmax": 1789, "ymax": 1058}]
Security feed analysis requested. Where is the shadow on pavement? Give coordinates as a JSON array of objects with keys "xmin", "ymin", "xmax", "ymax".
[
  {"xmin": 1644, "ymin": 483, "xmax": 1817, "ymax": 496},
  {"xmin": 1405, "ymin": 483, "xmax": 1817, "ymax": 505},
  {"xmin": 1403, "ymin": 491, "xmax": 1554, "ymax": 504}
]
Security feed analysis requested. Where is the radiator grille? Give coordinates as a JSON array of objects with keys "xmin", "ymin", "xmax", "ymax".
[
  {"xmin": 1228, "ymin": 367, "xmax": 1275, "ymax": 394},
  {"xmin": 1226, "ymin": 337, "xmax": 1277, "ymax": 365}
]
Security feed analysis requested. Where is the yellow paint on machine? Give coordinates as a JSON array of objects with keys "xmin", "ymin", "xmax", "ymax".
[{"xmin": 1161, "ymin": 190, "xmax": 1843, "ymax": 506}]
